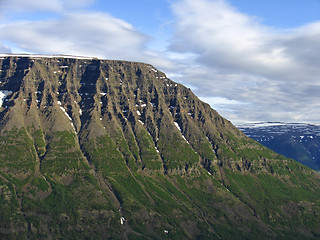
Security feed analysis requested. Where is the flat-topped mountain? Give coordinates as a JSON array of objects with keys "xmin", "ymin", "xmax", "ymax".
[{"xmin": 0, "ymin": 55, "xmax": 320, "ymax": 239}]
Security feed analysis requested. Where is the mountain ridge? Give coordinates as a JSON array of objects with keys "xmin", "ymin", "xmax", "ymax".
[
  {"xmin": 0, "ymin": 55, "xmax": 319, "ymax": 239},
  {"xmin": 238, "ymin": 122, "xmax": 320, "ymax": 171}
]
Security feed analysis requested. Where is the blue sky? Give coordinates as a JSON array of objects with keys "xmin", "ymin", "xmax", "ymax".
[
  {"xmin": 1, "ymin": 0, "xmax": 320, "ymax": 124},
  {"xmin": 229, "ymin": 0, "xmax": 320, "ymax": 28}
]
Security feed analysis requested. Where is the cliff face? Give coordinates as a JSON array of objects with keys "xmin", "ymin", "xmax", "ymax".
[{"xmin": 0, "ymin": 55, "xmax": 319, "ymax": 239}]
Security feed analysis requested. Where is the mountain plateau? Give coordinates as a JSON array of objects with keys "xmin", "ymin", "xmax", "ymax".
[{"xmin": 0, "ymin": 55, "xmax": 319, "ymax": 239}]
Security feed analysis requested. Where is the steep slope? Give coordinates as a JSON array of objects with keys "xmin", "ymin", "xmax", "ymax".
[
  {"xmin": 0, "ymin": 54, "xmax": 320, "ymax": 239},
  {"xmin": 238, "ymin": 122, "xmax": 320, "ymax": 171}
]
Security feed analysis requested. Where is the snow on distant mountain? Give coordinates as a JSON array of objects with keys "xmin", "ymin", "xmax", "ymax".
[{"xmin": 238, "ymin": 122, "xmax": 320, "ymax": 170}]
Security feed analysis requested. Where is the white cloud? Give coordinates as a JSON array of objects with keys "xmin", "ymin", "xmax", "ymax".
[
  {"xmin": 170, "ymin": 0, "xmax": 296, "ymax": 75},
  {"xmin": 0, "ymin": 12, "xmax": 153, "ymax": 62},
  {"xmin": 200, "ymin": 96, "xmax": 247, "ymax": 106},
  {"xmin": 0, "ymin": 0, "xmax": 94, "ymax": 13},
  {"xmin": 169, "ymin": 0, "xmax": 320, "ymax": 124},
  {"xmin": 0, "ymin": 0, "xmax": 175, "ymax": 69}
]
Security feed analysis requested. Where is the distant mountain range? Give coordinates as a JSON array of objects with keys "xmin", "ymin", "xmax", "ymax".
[{"xmin": 238, "ymin": 122, "xmax": 320, "ymax": 171}]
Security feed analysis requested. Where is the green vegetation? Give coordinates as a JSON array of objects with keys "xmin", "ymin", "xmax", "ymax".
[
  {"xmin": 0, "ymin": 128, "xmax": 37, "ymax": 178},
  {"xmin": 31, "ymin": 129, "xmax": 46, "ymax": 157},
  {"xmin": 158, "ymin": 130, "xmax": 200, "ymax": 171},
  {"xmin": 135, "ymin": 127, "xmax": 162, "ymax": 170},
  {"xmin": 224, "ymin": 168, "xmax": 320, "ymax": 236},
  {"xmin": 0, "ymin": 182, "xmax": 20, "ymax": 228},
  {"xmin": 109, "ymin": 130, "xmax": 138, "ymax": 171},
  {"xmin": 41, "ymin": 131, "xmax": 85, "ymax": 175},
  {"xmin": 82, "ymin": 134, "xmax": 128, "ymax": 176},
  {"xmin": 31, "ymin": 176, "xmax": 49, "ymax": 191}
]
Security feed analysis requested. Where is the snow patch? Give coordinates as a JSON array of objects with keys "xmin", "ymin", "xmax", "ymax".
[
  {"xmin": 60, "ymin": 107, "xmax": 73, "ymax": 121},
  {"xmin": 0, "ymin": 90, "xmax": 12, "ymax": 107},
  {"xmin": 120, "ymin": 217, "xmax": 125, "ymax": 225},
  {"xmin": 60, "ymin": 107, "xmax": 75, "ymax": 131},
  {"xmin": 174, "ymin": 122, "xmax": 181, "ymax": 131},
  {"xmin": 148, "ymin": 66, "xmax": 158, "ymax": 72},
  {"xmin": 137, "ymin": 110, "xmax": 141, "ymax": 116},
  {"xmin": 237, "ymin": 122, "xmax": 286, "ymax": 128},
  {"xmin": 138, "ymin": 120, "xmax": 144, "ymax": 125},
  {"xmin": 174, "ymin": 122, "xmax": 189, "ymax": 144},
  {"xmin": 181, "ymin": 134, "xmax": 188, "ymax": 142}
]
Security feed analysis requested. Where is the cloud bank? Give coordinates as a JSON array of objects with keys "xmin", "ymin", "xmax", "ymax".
[
  {"xmin": 0, "ymin": 12, "xmax": 147, "ymax": 60},
  {"xmin": 169, "ymin": 0, "xmax": 320, "ymax": 124},
  {"xmin": 0, "ymin": 0, "xmax": 172, "ymax": 68}
]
